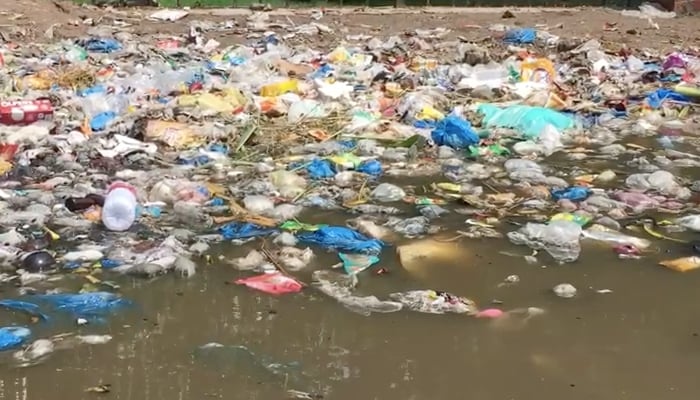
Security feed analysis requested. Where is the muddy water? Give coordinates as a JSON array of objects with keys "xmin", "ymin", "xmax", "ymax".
[{"xmin": 2, "ymin": 193, "xmax": 700, "ymax": 399}]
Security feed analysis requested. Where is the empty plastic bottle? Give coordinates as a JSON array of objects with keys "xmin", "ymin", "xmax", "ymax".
[{"xmin": 101, "ymin": 182, "xmax": 138, "ymax": 232}]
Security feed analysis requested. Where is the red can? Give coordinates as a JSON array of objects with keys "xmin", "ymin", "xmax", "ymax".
[{"xmin": 0, "ymin": 99, "xmax": 53, "ymax": 125}]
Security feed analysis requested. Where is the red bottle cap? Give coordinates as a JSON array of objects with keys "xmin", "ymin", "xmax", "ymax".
[{"xmin": 108, "ymin": 181, "xmax": 137, "ymax": 196}]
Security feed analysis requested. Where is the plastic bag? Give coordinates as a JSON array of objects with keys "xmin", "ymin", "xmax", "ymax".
[
  {"xmin": 356, "ymin": 159, "xmax": 382, "ymax": 177},
  {"xmin": 582, "ymin": 226, "xmax": 651, "ymax": 249},
  {"xmin": 234, "ymin": 272, "xmax": 303, "ymax": 295},
  {"xmin": 194, "ymin": 343, "xmax": 301, "ymax": 380},
  {"xmin": 277, "ymin": 247, "xmax": 314, "ymax": 271},
  {"xmin": 0, "ymin": 299, "xmax": 49, "ymax": 321},
  {"xmin": 78, "ymin": 38, "xmax": 121, "ymax": 53},
  {"xmin": 551, "ymin": 186, "xmax": 591, "ymax": 202},
  {"xmin": 503, "ymin": 28, "xmax": 536, "ymax": 44},
  {"xmin": 477, "ymin": 104, "xmax": 575, "ymax": 139},
  {"xmin": 219, "ymin": 222, "xmax": 277, "ymax": 240},
  {"xmin": 312, "ymin": 270, "xmax": 402, "ymax": 316},
  {"xmin": 29, "ymin": 292, "xmax": 130, "ymax": 318},
  {"xmin": 431, "ymin": 115, "xmax": 479, "ymax": 149},
  {"xmin": 645, "ymin": 88, "xmax": 689, "ymax": 109},
  {"xmin": 676, "ymin": 215, "xmax": 700, "ymax": 232},
  {"xmin": 243, "ymin": 195, "xmax": 275, "ymax": 214},
  {"xmin": 305, "ymin": 158, "xmax": 336, "ymax": 179},
  {"xmin": 507, "ymin": 220, "xmax": 582, "ymax": 263},
  {"xmin": 388, "ymin": 290, "xmax": 477, "ymax": 314},
  {"xmin": 297, "ymin": 226, "xmax": 384, "ymax": 255},
  {"xmin": 370, "ymin": 183, "xmax": 406, "ymax": 202},
  {"xmin": 338, "ymin": 253, "xmax": 379, "ymax": 275},
  {"xmin": 0, "ymin": 327, "xmax": 31, "ymax": 351}
]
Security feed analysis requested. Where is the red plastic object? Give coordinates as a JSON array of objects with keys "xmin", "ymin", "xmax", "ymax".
[
  {"xmin": 156, "ymin": 39, "xmax": 181, "ymax": 50},
  {"xmin": 0, "ymin": 99, "xmax": 53, "ymax": 125},
  {"xmin": 234, "ymin": 272, "xmax": 303, "ymax": 295},
  {"xmin": 107, "ymin": 181, "xmax": 137, "ymax": 196},
  {"xmin": 0, "ymin": 143, "xmax": 18, "ymax": 161}
]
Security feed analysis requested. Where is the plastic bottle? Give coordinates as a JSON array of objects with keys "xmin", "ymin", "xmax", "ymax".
[{"xmin": 102, "ymin": 182, "xmax": 138, "ymax": 232}]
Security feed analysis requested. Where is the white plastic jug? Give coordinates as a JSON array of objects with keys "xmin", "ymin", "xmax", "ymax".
[{"xmin": 102, "ymin": 182, "xmax": 138, "ymax": 232}]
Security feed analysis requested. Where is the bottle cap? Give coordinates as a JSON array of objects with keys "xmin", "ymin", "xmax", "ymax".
[{"xmin": 108, "ymin": 181, "xmax": 137, "ymax": 196}]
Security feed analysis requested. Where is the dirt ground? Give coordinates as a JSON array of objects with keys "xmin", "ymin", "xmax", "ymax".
[{"xmin": 0, "ymin": 0, "xmax": 698, "ymax": 53}]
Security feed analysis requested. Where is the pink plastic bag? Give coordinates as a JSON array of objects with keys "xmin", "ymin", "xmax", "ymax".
[{"xmin": 234, "ymin": 272, "xmax": 303, "ymax": 295}]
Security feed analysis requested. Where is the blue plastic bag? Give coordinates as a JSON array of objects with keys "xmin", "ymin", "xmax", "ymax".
[
  {"xmin": 645, "ymin": 88, "xmax": 690, "ymax": 109},
  {"xmin": 503, "ymin": 28, "xmax": 536, "ymax": 44},
  {"xmin": 306, "ymin": 159, "xmax": 336, "ymax": 179},
  {"xmin": 79, "ymin": 85, "xmax": 106, "ymax": 97},
  {"xmin": 0, "ymin": 327, "xmax": 31, "ymax": 351},
  {"xmin": 177, "ymin": 154, "xmax": 211, "ymax": 166},
  {"xmin": 477, "ymin": 104, "xmax": 575, "ymax": 139},
  {"xmin": 551, "ymin": 186, "xmax": 591, "ymax": 202},
  {"xmin": 90, "ymin": 111, "xmax": 117, "ymax": 132},
  {"xmin": 356, "ymin": 159, "xmax": 382, "ymax": 176},
  {"xmin": 80, "ymin": 38, "xmax": 121, "ymax": 53},
  {"xmin": 30, "ymin": 292, "xmax": 130, "ymax": 318},
  {"xmin": 219, "ymin": 222, "xmax": 277, "ymax": 240},
  {"xmin": 297, "ymin": 226, "xmax": 384, "ymax": 255},
  {"xmin": 431, "ymin": 115, "xmax": 480, "ymax": 149},
  {"xmin": 0, "ymin": 299, "xmax": 49, "ymax": 321}
]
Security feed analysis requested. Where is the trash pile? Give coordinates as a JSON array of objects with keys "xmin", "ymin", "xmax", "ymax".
[{"xmin": 1, "ymin": 2, "xmax": 700, "ymax": 366}]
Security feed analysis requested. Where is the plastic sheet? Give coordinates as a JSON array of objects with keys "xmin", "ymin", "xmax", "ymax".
[
  {"xmin": 297, "ymin": 226, "xmax": 384, "ymax": 255},
  {"xmin": 477, "ymin": 104, "xmax": 575, "ymax": 139},
  {"xmin": 218, "ymin": 222, "xmax": 277, "ymax": 240}
]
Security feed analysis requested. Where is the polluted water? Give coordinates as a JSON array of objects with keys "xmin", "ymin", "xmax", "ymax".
[{"xmin": 0, "ymin": 1, "xmax": 699, "ymax": 400}]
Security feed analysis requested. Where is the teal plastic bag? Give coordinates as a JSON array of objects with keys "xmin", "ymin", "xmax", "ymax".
[
  {"xmin": 477, "ymin": 104, "xmax": 575, "ymax": 139},
  {"xmin": 338, "ymin": 253, "xmax": 380, "ymax": 275}
]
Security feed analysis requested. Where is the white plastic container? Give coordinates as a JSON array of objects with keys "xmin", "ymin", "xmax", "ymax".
[{"xmin": 102, "ymin": 182, "xmax": 138, "ymax": 232}]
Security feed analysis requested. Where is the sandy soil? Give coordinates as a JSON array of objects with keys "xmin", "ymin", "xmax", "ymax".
[{"xmin": 0, "ymin": 0, "xmax": 698, "ymax": 53}]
